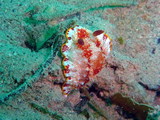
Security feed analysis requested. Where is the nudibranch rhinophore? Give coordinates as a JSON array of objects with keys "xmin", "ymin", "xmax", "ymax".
[{"xmin": 61, "ymin": 25, "xmax": 112, "ymax": 96}]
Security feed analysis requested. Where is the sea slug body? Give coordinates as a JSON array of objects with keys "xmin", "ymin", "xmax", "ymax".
[{"xmin": 61, "ymin": 25, "xmax": 112, "ymax": 96}]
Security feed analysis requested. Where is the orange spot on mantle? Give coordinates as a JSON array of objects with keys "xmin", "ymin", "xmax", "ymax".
[{"xmin": 77, "ymin": 29, "xmax": 89, "ymax": 39}]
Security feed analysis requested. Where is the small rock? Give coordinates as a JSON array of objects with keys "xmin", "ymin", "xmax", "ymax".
[{"xmin": 157, "ymin": 38, "xmax": 160, "ymax": 44}]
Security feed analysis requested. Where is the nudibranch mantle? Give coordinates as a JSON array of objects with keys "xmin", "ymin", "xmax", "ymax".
[{"xmin": 61, "ymin": 25, "xmax": 112, "ymax": 96}]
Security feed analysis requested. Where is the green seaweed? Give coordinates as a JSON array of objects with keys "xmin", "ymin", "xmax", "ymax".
[
  {"xmin": 80, "ymin": 109, "xmax": 90, "ymax": 119},
  {"xmin": 24, "ymin": 17, "xmax": 75, "ymax": 51},
  {"xmin": 36, "ymin": 20, "xmax": 77, "ymax": 51},
  {"xmin": 86, "ymin": 4, "xmax": 131, "ymax": 12},
  {"xmin": 24, "ymin": 17, "xmax": 47, "ymax": 25},
  {"xmin": 111, "ymin": 93, "xmax": 155, "ymax": 120},
  {"xmin": 105, "ymin": 98, "xmax": 112, "ymax": 106},
  {"xmin": 24, "ymin": 23, "xmax": 60, "ymax": 51},
  {"xmin": 24, "ymin": 6, "xmax": 47, "ymax": 25},
  {"xmin": 25, "ymin": 6, "xmax": 38, "ymax": 14},
  {"xmin": 35, "ymin": 25, "xmax": 59, "ymax": 51},
  {"xmin": 117, "ymin": 37, "xmax": 125, "ymax": 45},
  {"xmin": 24, "ymin": 6, "xmax": 54, "ymax": 51},
  {"xmin": 87, "ymin": 101, "xmax": 108, "ymax": 120},
  {"xmin": 24, "ymin": 26, "xmax": 37, "ymax": 51},
  {"xmin": 30, "ymin": 102, "xmax": 64, "ymax": 120},
  {"xmin": 24, "ymin": 21, "xmax": 59, "ymax": 51}
]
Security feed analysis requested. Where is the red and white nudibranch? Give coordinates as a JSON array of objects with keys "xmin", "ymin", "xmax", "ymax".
[{"xmin": 61, "ymin": 25, "xmax": 112, "ymax": 96}]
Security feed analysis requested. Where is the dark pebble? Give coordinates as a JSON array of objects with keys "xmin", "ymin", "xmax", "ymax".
[
  {"xmin": 12, "ymin": 9, "xmax": 15, "ymax": 12},
  {"xmin": 156, "ymin": 91, "xmax": 160, "ymax": 97},
  {"xmin": 151, "ymin": 48, "xmax": 156, "ymax": 54},
  {"xmin": 157, "ymin": 38, "xmax": 160, "ymax": 44}
]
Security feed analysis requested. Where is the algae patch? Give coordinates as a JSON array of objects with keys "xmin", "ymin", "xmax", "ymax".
[
  {"xmin": 117, "ymin": 37, "xmax": 125, "ymax": 45},
  {"xmin": 111, "ymin": 93, "xmax": 154, "ymax": 120}
]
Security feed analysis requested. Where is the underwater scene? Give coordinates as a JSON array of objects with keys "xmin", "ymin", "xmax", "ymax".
[{"xmin": 0, "ymin": 0, "xmax": 160, "ymax": 120}]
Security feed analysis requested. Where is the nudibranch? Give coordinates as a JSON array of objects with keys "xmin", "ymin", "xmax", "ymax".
[{"xmin": 61, "ymin": 25, "xmax": 112, "ymax": 96}]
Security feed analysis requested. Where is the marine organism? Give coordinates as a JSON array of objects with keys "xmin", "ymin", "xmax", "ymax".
[
  {"xmin": 111, "ymin": 93, "xmax": 154, "ymax": 120},
  {"xmin": 61, "ymin": 25, "xmax": 112, "ymax": 96},
  {"xmin": 117, "ymin": 36, "xmax": 125, "ymax": 45},
  {"xmin": 30, "ymin": 102, "xmax": 64, "ymax": 120}
]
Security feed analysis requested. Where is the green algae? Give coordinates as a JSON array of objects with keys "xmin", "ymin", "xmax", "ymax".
[
  {"xmin": 79, "ymin": 109, "xmax": 90, "ymax": 119},
  {"xmin": 111, "ymin": 93, "xmax": 155, "ymax": 120},
  {"xmin": 117, "ymin": 37, "xmax": 125, "ymax": 45},
  {"xmin": 30, "ymin": 102, "xmax": 64, "ymax": 120},
  {"xmin": 87, "ymin": 101, "xmax": 108, "ymax": 120},
  {"xmin": 35, "ymin": 25, "xmax": 59, "ymax": 51},
  {"xmin": 24, "ymin": 17, "xmax": 76, "ymax": 51},
  {"xmin": 24, "ymin": 17, "xmax": 47, "ymax": 25}
]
